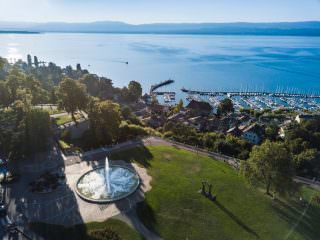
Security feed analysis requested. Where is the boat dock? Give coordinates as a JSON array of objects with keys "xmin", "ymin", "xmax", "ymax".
[{"xmin": 152, "ymin": 91, "xmax": 176, "ymax": 96}]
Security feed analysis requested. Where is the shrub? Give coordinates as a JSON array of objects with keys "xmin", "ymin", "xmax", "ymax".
[
  {"xmin": 61, "ymin": 129, "xmax": 71, "ymax": 142},
  {"xmin": 89, "ymin": 227, "xmax": 121, "ymax": 240},
  {"xmin": 58, "ymin": 140, "xmax": 71, "ymax": 150}
]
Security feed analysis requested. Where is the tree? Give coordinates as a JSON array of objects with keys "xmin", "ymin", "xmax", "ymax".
[
  {"xmin": 127, "ymin": 81, "xmax": 142, "ymax": 102},
  {"xmin": 176, "ymin": 99, "xmax": 184, "ymax": 111},
  {"xmin": 88, "ymin": 100, "xmax": 121, "ymax": 145},
  {"xmin": 50, "ymin": 88, "xmax": 58, "ymax": 104},
  {"xmin": 34, "ymin": 56, "xmax": 39, "ymax": 68},
  {"xmin": 121, "ymin": 106, "xmax": 132, "ymax": 120},
  {"xmin": 76, "ymin": 63, "xmax": 82, "ymax": 71},
  {"xmin": 241, "ymin": 140, "xmax": 295, "ymax": 196},
  {"xmin": 293, "ymin": 148, "xmax": 317, "ymax": 168},
  {"xmin": 27, "ymin": 54, "xmax": 32, "ymax": 67},
  {"xmin": 24, "ymin": 109, "xmax": 51, "ymax": 154},
  {"xmin": 218, "ymin": 98, "xmax": 234, "ymax": 115},
  {"xmin": 0, "ymin": 82, "xmax": 11, "ymax": 107},
  {"xmin": 99, "ymin": 77, "xmax": 114, "ymax": 99},
  {"xmin": 6, "ymin": 69, "xmax": 25, "ymax": 101},
  {"xmin": 80, "ymin": 74, "xmax": 100, "ymax": 96},
  {"xmin": 58, "ymin": 78, "xmax": 88, "ymax": 122},
  {"xmin": 80, "ymin": 75, "xmax": 114, "ymax": 99},
  {"xmin": 265, "ymin": 124, "xmax": 279, "ymax": 141},
  {"xmin": 0, "ymin": 57, "xmax": 5, "ymax": 70},
  {"xmin": 168, "ymin": 99, "xmax": 184, "ymax": 116}
]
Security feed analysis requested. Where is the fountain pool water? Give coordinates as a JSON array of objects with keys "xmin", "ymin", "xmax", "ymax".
[{"xmin": 76, "ymin": 157, "xmax": 140, "ymax": 203}]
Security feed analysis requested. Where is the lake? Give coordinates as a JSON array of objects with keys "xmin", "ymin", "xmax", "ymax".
[{"xmin": 1, "ymin": 33, "xmax": 320, "ymax": 101}]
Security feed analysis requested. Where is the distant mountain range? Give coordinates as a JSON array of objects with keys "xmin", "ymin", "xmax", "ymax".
[{"xmin": 1, "ymin": 21, "xmax": 320, "ymax": 36}]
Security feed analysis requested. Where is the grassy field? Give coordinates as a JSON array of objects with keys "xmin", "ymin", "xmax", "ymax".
[
  {"xmin": 30, "ymin": 219, "xmax": 143, "ymax": 240},
  {"xmin": 110, "ymin": 145, "xmax": 320, "ymax": 240}
]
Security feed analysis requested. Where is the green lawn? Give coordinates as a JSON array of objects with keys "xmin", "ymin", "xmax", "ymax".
[
  {"xmin": 54, "ymin": 113, "xmax": 82, "ymax": 125},
  {"xmin": 30, "ymin": 219, "xmax": 143, "ymax": 240},
  {"xmin": 110, "ymin": 145, "xmax": 320, "ymax": 240},
  {"xmin": 33, "ymin": 105, "xmax": 65, "ymax": 115},
  {"xmin": 55, "ymin": 115, "xmax": 73, "ymax": 125}
]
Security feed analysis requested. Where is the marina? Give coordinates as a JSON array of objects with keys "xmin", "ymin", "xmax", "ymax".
[
  {"xmin": 183, "ymin": 89, "xmax": 320, "ymax": 112},
  {"xmin": 150, "ymin": 83, "xmax": 320, "ymax": 111}
]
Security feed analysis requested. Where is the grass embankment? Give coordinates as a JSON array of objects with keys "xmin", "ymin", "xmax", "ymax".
[
  {"xmin": 110, "ymin": 145, "xmax": 320, "ymax": 240},
  {"xmin": 30, "ymin": 219, "xmax": 143, "ymax": 240}
]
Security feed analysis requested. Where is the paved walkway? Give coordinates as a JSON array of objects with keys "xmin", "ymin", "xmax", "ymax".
[{"xmin": 294, "ymin": 176, "xmax": 320, "ymax": 190}]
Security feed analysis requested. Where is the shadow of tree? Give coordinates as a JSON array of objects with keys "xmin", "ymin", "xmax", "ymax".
[
  {"xmin": 271, "ymin": 197, "xmax": 320, "ymax": 239},
  {"xmin": 110, "ymin": 145, "xmax": 153, "ymax": 168},
  {"xmin": 6, "ymin": 141, "xmax": 86, "ymax": 239},
  {"xmin": 214, "ymin": 200, "xmax": 260, "ymax": 239},
  {"xmin": 135, "ymin": 200, "xmax": 158, "ymax": 233}
]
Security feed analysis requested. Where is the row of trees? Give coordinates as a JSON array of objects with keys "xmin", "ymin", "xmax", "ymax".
[
  {"xmin": 162, "ymin": 122, "xmax": 252, "ymax": 160},
  {"xmin": 78, "ymin": 73, "xmax": 142, "ymax": 103},
  {"xmin": 57, "ymin": 77, "xmax": 143, "ymax": 122},
  {"xmin": 0, "ymin": 57, "xmax": 143, "ymax": 110}
]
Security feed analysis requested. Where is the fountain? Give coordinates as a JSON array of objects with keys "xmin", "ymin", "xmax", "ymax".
[{"xmin": 75, "ymin": 157, "xmax": 140, "ymax": 203}]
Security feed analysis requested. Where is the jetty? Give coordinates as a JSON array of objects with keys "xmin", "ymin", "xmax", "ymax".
[
  {"xmin": 150, "ymin": 79, "xmax": 174, "ymax": 93},
  {"xmin": 181, "ymin": 88, "xmax": 320, "ymax": 99}
]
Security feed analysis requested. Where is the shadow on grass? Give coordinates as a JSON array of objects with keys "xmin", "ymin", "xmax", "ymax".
[
  {"xmin": 271, "ymin": 197, "xmax": 320, "ymax": 239},
  {"xmin": 110, "ymin": 145, "xmax": 153, "ymax": 168},
  {"xmin": 136, "ymin": 200, "xmax": 158, "ymax": 234},
  {"xmin": 214, "ymin": 200, "xmax": 260, "ymax": 239},
  {"xmin": 30, "ymin": 222, "xmax": 89, "ymax": 240}
]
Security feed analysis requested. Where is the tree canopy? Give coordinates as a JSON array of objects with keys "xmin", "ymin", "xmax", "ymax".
[
  {"xmin": 127, "ymin": 80, "xmax": 142, "ymax": 102},
  {"xmin": 24, "ymin": 109, "xmax": 51, "ymax": 154},
  {"xmin": 0, "ymin": 81, "xmax": 10, "ymax": 107},
  {"xmin": 58, "ymin": 77, "xmax": 88, "ymax": 122},
  {"xmin": 88, "ymin": 100, "xmax": 121, "ymax": 145},
  {"xmin": 218, "ymin": 98, "xmax": 234, "ymax": 115},
  {"xmin": 241, "ymin": 140, "xmax": 295, "ymax": 196}
]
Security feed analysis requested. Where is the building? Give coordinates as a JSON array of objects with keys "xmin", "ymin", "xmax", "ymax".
[
  {"xmin": 226, "ymin": 126, "xmax": 243, "ymax": 137},
  {"xmin": 141, "ymin": 93, "xmax": 152, "ymax": 105},
  {"xmin": 186, "ymin": 100, "xmax": 213, "ymax": 116},
  {"xmin": 188, "ymin": 116, "xmax": 205, "ymax": 131},
  {"xmin": 295, "ymin": 114, "xmax": 319, "ymax": 124},
  {"xmin": 278, "ymin": 120, "xmax": 292, "ymax": 139},
  {"xmin": 241, "ymin": 123, "xmax": 264, "ymax": 145}
]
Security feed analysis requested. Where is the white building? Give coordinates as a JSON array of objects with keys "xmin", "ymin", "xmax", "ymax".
[{"xmin": 241, "ymin": 123, "xmax": 263, "ymax": 145}]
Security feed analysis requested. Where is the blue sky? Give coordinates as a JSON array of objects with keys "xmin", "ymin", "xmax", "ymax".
[{"xmin": 0, "ymin": 0, "xmax": 320, "ymax": 23}]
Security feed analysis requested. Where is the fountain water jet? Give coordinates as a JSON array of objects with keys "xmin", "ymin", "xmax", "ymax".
[{"xmin": 105, "ymin": 157, "xmax": 111, "ymax": 193}]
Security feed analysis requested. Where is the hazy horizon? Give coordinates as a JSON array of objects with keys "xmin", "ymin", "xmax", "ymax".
[
  {"xmin": 2, "ymin": 20, "xmax": 320, "ymax": 25},
  {"xmin": 1, "ymin": 0, "xmax": 320, "ymax": 24}
]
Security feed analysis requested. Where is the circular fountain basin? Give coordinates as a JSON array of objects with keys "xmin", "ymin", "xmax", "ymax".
[{"xmin": 76, "ymin": 165, "xmax": 140, "ymax": 203}]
